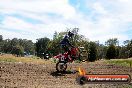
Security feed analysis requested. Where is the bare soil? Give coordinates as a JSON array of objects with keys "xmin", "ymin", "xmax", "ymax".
[{"xmin": 0, "ymin": 60, "xmax": 132, "ymax": 88}]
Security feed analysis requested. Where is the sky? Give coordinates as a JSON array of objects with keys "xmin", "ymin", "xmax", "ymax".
[{"xmin": 0, "ymin": 0, "xmax": 132, "ymax": 44}]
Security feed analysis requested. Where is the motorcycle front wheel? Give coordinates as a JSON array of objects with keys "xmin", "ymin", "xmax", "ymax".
[{"xmin": 56, "ymin": 61, "xmax": 67, "ymax": 72}]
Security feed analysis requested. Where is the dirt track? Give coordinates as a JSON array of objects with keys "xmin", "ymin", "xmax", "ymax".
[{"xmin": 0, "ymin": 61, "xmax": 132, "ymax": 88}]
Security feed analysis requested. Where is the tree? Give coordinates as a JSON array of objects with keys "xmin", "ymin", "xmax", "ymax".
[
  {"xmin": 126, "ymin": 40, "xmax": 132, "ymax": 58},
  {"xmin": 119, "ymin": 40, "xmax": 132, "ymax": 58},
  {"xmin": 0, "ymin": 35, "xmax": 3, "ymax": 42},
  {"xmin": 36, "ymin": 37, "xmax": 50, "ymax": 58},
  {"xmin": 0, "ymin": 37, "xmax": 34, "ymax": 56},
  {"xmin": 53, "ymin": 31, "xmax": 58, "ymax": 40},
  {"xmin": 96, "ymin": 43, "xmax": 107, "ymax": 59},
  {"xmin": 2, "ymin": 39, "xmax": 11, "ymax": 53},
  {"xmin": 18, "ymin": 39, "xmax": 35, "ymax": 55},
  {"xmin": 106, "ymin": 44, "xmax": 116, "ymax": 59},
  {"xmin": 116, "ymin": 47, "xmax": 119, "ymax": 58},
  {"xmin": 88, "ymin": 42, "xmax": 97, "ymax": 62},
  {"xmin": 105, "ymin": 38, "xmax": 119, "ymax": 46},
  {"xmin": 0, "ymin": 35, "xmax": 3, "ymax": 52},
  {"xmin": 47, "ymin": 31, "xmax": 64, "ymax": 56},
  {"xmin": 124, "ymin": 40, "xmax": 130, "ymax": 46},
  {"xmin": 118, "ymin": 40, "xmax": 130, "ymax": 59},
  {"xmin": 11, "ymin": 45, "xmax": 24, "ymax": 56},
  {"xmin": 24, "ymin": 40, "xmax": 35, "ymax": 55}
]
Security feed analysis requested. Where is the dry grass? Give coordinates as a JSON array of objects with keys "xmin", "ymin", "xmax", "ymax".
[{"xmin": 0, "ymin": 54, "xmax": 52, "ymax": 64}]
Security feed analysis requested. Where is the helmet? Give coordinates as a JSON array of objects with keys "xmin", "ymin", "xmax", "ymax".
[{"xmin": 68, "ymin": 31, "xmax": 74, "ymax": 38}]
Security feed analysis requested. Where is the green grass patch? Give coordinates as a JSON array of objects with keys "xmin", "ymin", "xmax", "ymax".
[
  {"xmin": 31, "ymin": 56, "xmax": 41, "ymax": 59},
  {"xmin": 107, "ymin": 59, "xmax": 132, "ymax": 67},
  {"xmin": 0, "ymin": 54, "xmax": 52, "ymax": 64},
  {"xmin": 0, "ymin": 58, "xmax": 17, "ymax": 62}
]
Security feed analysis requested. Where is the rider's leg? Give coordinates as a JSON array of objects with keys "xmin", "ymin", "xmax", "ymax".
[
  {"xmin": 63, "ymin": 45, "xmax": 68, "ymax": 52},
  {"xmin": 68, "ymin": 48, "xmax": 72, "ymax": 61}
]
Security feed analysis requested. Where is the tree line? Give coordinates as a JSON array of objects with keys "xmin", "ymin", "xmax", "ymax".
[
  {"xmin": 0, "ymin": 28, "xmax": 132, "ymax": 61},
  {"xmin": 0, "ymin": 35, "xmax": 35, "ymax": 56}
]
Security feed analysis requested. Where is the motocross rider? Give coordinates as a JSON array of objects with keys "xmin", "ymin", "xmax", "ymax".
[{"xmin": 59, "ymin": 31, "xmax": 74, "ymax": 61}]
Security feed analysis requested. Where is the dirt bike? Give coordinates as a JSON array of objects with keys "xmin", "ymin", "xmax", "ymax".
[{"xmin": 54, "ymin": 47, "xmax": 88, "ymax": 72}]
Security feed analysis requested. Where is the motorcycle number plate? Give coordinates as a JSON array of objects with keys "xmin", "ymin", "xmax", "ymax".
[{"xmin": 61, "ymin": 56, "xmax": 65, "ymax": 61}]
